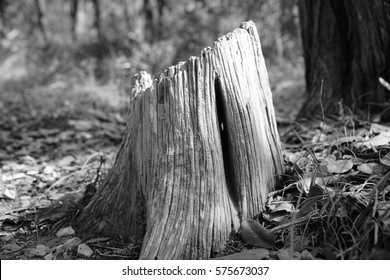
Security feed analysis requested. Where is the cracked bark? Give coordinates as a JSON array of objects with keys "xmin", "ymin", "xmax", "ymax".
[{"xmin": 75, "ymin": 21, "xmax": 284, "ymax": 260}]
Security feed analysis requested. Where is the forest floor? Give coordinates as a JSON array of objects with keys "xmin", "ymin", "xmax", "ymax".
[{"xmin": 1, "ymin": 44, "xmax": 390, "ymax": 260}]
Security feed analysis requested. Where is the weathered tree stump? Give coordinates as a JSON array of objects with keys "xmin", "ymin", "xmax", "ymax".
[{"xmin": 76, "ymin": 21, "xmax": 284, "ymax": 260}]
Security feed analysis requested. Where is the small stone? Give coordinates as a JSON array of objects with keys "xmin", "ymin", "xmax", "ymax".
[
  {"xmin": 56, "ymin": 226, "xmax": 75, "ymax": 237},
  {"xmin": 77, "ymin": 243, "xmax": 93, "ymax": 258},
  {"xmin": 43, "ymin": 165, "xmax": 55, "ymax": 175},
  {"xmin": 62, "ymin": 237, "xmax": 82, "ymax": 251}
]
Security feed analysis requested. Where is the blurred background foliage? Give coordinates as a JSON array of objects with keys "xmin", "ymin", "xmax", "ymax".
[{"xmin": 0, "ymin": 0, "xmax": 304, "ymax": 120}]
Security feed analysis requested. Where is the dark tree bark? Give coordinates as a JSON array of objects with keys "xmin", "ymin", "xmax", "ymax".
[
  {"xmin": 298, "ymin": 0, "xmax": 390, "ymax": 118},
  {"xmin": 143, "ymin": 0, "xmax": 165, "ymax": 42},
  {"xmin": 75, "ymin": 21, "xmax": 284, "ymax": 260},
  {"xmin": 143, "ymin": 0, "xmax": 153, "ymax": 41},
  {"xmin": 122, "ymin": 0, "xmax": 131, "ymax": 32},
  {"xmin": 91, "ymin": 0, "xmax": 101, "ymax": 40},
  {"xmin": 0, "ymin": 0, "xmax": 7, "ymax": 38},
  {"xmin": 33, "ymin": 0, "xmax": 47, "ymax": 45},
  {"xmin": 70, "ymin": 0, "xmax": 78, "ymax": 40}
]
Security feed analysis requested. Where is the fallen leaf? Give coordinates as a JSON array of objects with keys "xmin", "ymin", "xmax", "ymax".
[
  {"xmin": 2, "ymin": 173, "xmax": 26, "ymax": 181},
  {"xmin": 357, "ymin": 163, "xmax": 383, "ymax": 175},
  {"xmin": 298, "ymin": 176, "xmax": 336, "ymax": 193},
  {"xmin": 57, "ymin": 155, "xmax": 75, "ymax": 167},
  {"xmin": 263, "ymin": 212, "xmax": 289, "ymax": 224},
  {"xmin": 240, "ymin": 219, "xmax": 275, "ymax": 249},
  {"xmin": 323, "ymin": 155, "xmax": 353, "ymax": 174},
  {"xmin": 380, "ymin": 151, "xmax": 390, "ymax": 167},
  {"xmin": 371, "ymin": 123, "xmax": 390, "ymax": 133},
  {"xmin": 30, "ymin": 245, "xmax": 49, "ymax": 257},
  {"xmin": 358, "ymin": 132, "xmax": 390, "ymax": 148},
  {"xmin": 3, "ymin": 243, "xmax": 21, "ymax": 252},
  {"xmin": 56, "ymin": 226, "xmax": 75, "ymax": 237},
  {"xmin": 20, "ymin": 155, "xmax": 37, "ymax": 166},
  {"xmin": 0, "ymin": 235, "xmax": 13, "ymax": 242},
  {"xmin": 3, "ymin": 187, "xmax": 17, "ymax": 200},
  {"xmin": 271, "ymin": 201, "xmax": 295, "ymax": 213},
  {"xmin": 68, "ymin": 119, "xmax": 95, "ymax": 131}
]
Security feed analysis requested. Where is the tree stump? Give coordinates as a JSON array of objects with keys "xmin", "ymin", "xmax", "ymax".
[{"xmin": 76, "ymin": 21, "xmax": 284, "ymax": 260}]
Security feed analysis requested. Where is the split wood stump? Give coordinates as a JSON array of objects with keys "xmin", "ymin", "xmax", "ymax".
[{"xmin": 76, "ymin": 21, "xmax": 284, "ymax": 259}]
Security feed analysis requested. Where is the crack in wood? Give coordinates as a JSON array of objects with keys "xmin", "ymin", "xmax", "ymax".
[{"xmin": 214, "ymin": 74, "xmax": 241, "ymax": 216}]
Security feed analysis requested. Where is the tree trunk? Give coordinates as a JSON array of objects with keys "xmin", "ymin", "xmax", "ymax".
[
  {"xmin": 143, "ymin": 0, "xmax": 164, "ymax": 42},
  {"xmin": 91, "ymin": 0, "xmax": 101, "ymax": 40},
  {"xmin": 122, "ymin": 0, "xmax": 131, "ymax": 32},
  {"xmin": 76, "ymin": 21, "xmax": 284, "ymax": 260},
  {"xmin": 298, "ymin": 0, "xmax": 390, "ymax": 117},
  {"xmin": 33, "ymin": 0, "xmax": 48, "ymax": 45},
  {"xmin": 70, "ymin": 0, "xmax": 78, "ymax": 40},
  {"xmin": 0, "ymin": 0, "xmax": 7, "ymax": 38}
]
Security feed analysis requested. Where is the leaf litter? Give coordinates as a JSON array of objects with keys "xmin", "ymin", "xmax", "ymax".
[
  {"xmin": 1, "ymin": 77, "xmax": 390, "ymax": 259},
  {"xmin": 0, "ymin": 80, "xmax": 140, "ymax": 260}
]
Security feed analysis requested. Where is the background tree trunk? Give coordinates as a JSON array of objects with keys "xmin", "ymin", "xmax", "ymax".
[
  {"xmin": 91, "ymin": 0, "xmax": 101, "ymax": 40},
  {"xmin": 70, "ymin": 0, "xmax": 78, "ymax": 40},
  {"xmin": 298, "ymin": 0, "xmax": 390, "ymax": 118},
  {"xmin": 0, "ymin": 0, "xmax": 7, "ymax": 38},
  {"xmin": 76, "ymin": 21, "xmax": 284, "ymax": 260},
  {"xmin": 33, "ymin": 0, "xmax": 48, "ymax": 45},
  {"xmin": 143, "ymin": 0, "xmax": 164, "ymax": 42}
]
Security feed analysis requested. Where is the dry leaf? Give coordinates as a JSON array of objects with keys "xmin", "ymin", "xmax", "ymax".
[
  {"xmin": 2, "ymin": 173, "xmax": 26, "ymax": 181},
  {"xmin": 30, "ymin": 245, "xmax": 49, "ymax": 257},
  {"xmin": 357, "ymin": 163, "xmax": 384, "ymax": 175},
  {"xmin": 380, "ymin": 151, "xmax": 390, "ymax": 167},
  {"xmin": 57, "ymin": 155, "xmax": 75, "ymax": 167},
  {"xmin": 359, "ymin": 132, "xmax": 390, "ymax": 148},
  {"xmin": 371, "ymin": 123, "xmax": 390, "ymax": 133},
  {"xmin": 323, "ymin": 155, "xmax": 353, "ymax": 174},
  {"xmin": 271, "ymin": 201, "xmax": 295, "ymax": 213},
  {"xmin": 56, "ymin": 226, "xmax": 75, "ymax": 237},
  {"xmin": 3, "ymin": 187, "xmax": 17, "ymax": 200},
  {"xmin": 240, "ymin": 219, "xmax": 275, "ymax": 249},
  {"xmin": 0, "ymin": 235, "xmax": 13, "ymax": 242}
]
